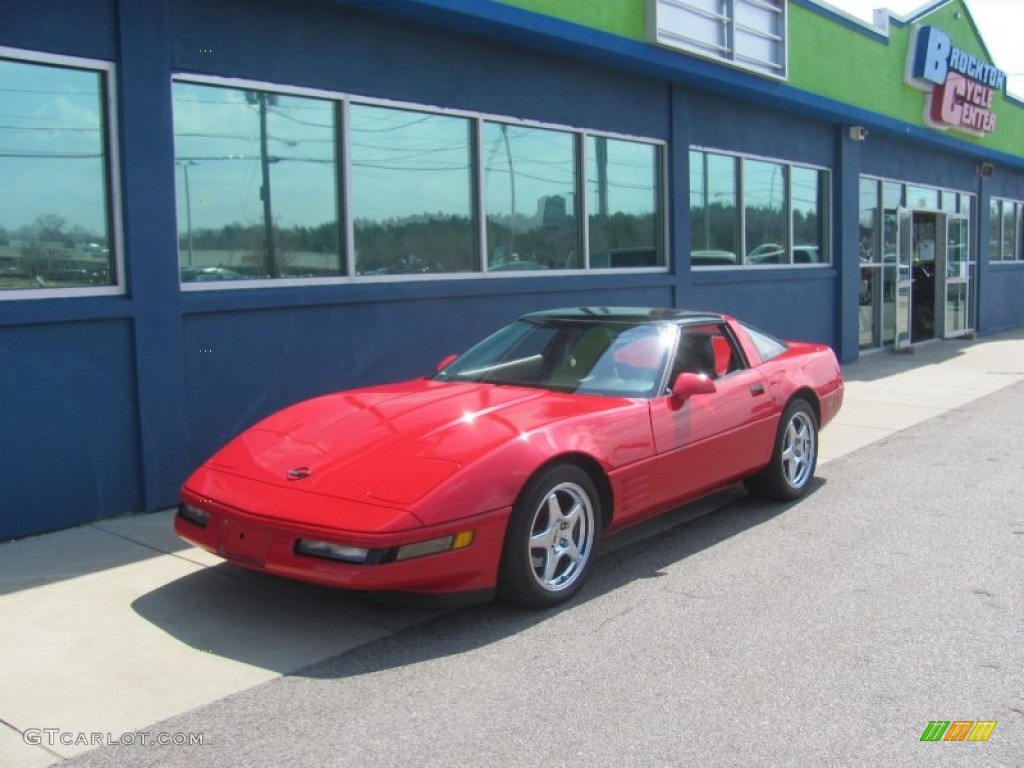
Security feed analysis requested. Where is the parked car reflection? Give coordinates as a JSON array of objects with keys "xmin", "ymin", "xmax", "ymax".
[{"xmin": 180, "ymin": 266, "xmax": 245, "ymax": 282}]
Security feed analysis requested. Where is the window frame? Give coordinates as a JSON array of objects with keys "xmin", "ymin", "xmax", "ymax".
[
  {"xmin": 172, "ymin": 74, "xmax": 669, "ymax": 292},
  {"xmin": 0, "ymin": 46, "xmax": 124, "ymax": 301}
]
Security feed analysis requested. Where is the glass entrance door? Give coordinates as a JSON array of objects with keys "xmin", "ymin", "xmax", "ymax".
[
  {"xmin": 863, "ymin": 180, "xmax": 974, "ymax": 351},
  {"xmin": 894, "ymin": 208, "xmax": 913, "ymax": 349},
  {"xmin": 940, "ymin": 214, "xmax": 972, "ymax": 338}
]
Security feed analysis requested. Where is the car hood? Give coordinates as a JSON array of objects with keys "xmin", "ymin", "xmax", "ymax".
[{"xmin": 204, "ymin": 379, "xmax": 631, "ymax": 507}]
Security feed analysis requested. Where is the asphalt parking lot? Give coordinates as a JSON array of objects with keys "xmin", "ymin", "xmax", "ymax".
[{"xmin": 2, "ymin": 329, "xmax": 1023, "ymax": 767}]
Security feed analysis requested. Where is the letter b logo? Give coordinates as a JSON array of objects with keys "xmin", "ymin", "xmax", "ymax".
[{"xmin": 913, "ymin": 26, "xmax": 950, "ymax": 85}]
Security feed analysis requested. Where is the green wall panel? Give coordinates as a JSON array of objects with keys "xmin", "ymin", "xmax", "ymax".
[{"xmin": 496, "ymin": 0, "xmax": 645, "ymax": 40}]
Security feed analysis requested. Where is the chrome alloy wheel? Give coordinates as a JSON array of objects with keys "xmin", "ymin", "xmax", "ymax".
[
  {"xmin": 527, "ymin": 481, "xmax": 596, "ymax": 593},
  {"xmin": 781, "ymin": 410, "xmax": 816, "ymax": 490}
]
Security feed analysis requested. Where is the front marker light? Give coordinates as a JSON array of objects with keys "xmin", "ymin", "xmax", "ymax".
[
  {"xmin": 394, "ymin": 530, "xmax": 474, "ymax": 562},
  {"xmin": 178, "ymin": 503, "xmax": 210, "ymax": 528},
  {"xmin": 295, "ymin": 538, "xmax": 370, "ymax": 564}
]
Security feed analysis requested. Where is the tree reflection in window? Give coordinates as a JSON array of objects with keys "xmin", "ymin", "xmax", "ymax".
[
  {"xmin": 0, "ymin": 57, "xmax": 114, "ymax": 291},
  {"xmin": 350, "ymin": 104, "xmax": 475, "ymax": 275},
  {"xmin": 690, "ymin": 150, "xmax": 830, "ymax": 267},
  {"xmin": 744, "ymin": 159, "xmax": 787, "ymax": 265},
  {"xmin": 588, "ymin": 137, "xmax": 663, "ymax": 269},
  {"xmin": 791, "ymin": 166, "xmax": 827, "ymax": 264},
  {"xmin": 172, "ymin": 82, "xmax": 340, "ymax": 282},
  {"xmin": 483, "ymin": 122, "xmax": 578, "ymax": 272},
  {"xmin": 690, "ymin": 151, "xmax": 739, "ymax": 266}
]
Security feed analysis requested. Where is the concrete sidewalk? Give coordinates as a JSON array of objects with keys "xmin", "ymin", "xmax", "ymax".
[{"xmin": 3, "ymin": 329, "xmax": 1024, "ymax": 767}]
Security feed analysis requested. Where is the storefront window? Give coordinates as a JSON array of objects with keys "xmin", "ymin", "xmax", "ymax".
[
  {"xmin": 172, "ymin": 82, "xmax": 341, "ymax": 281},
  {"xmin": 880, "ymin": 184, "xmax": 902, "ymax": 343},
  {"xmin": 172, "ymin": 78, "xmax": 666, "ymax": 285},
  {"xmin": 907, "ymin": 185, "xmax": 939, "ymax": 210},
  {"xmin": 1002, "ymin": 201, "xmax": 1020, "ymax": 261},
  {"xmin": 744, "ymin": 159, "xmax": 788, "ymax": 264},
  {"xmin": 858, "ymin": 177, "xmax": 881, "ymax": 349},
  {"xmin": 587, "ymin": 137, "xmax": 663, "ymax": 269},
  {"xmin": 990, "ymin": 198, "xmax": 1022, "ymax": 262},
  {"xmin": 690, "ymin": 151, "xmax": 740, "ymax": 266},
  {"xmin": 989, "ymin": 199, "xmax": 1002, "ymax": 262},
  {"xmin": 0, "ymin": 55, "xmax": 116, "ymax": 293},
  {"xmin": 882, "ymin": 181, "xmax": 903, "ymax": 209},
  {"xmin": 350, "ymin": 105, "xmax": 475, "ymax": 275},
  {"xmin": 691, "ymin": 150, "xmax": 830, "ymax": 267},
  {"xmin": 859, "ymin": 178, "xmax": 880, "ymax": 263},
  {"xmin": 791, "ymin": 166, "xmax": 828, "ymax": 264},
  {"xmin": 483, "ymin": 122, "xmax": 577, "ymax": 271}
]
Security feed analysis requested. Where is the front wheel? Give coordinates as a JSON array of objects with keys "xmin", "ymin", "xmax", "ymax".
[
  {"xmin": 744, "ymin": 399, "xmax": 818, "ymax": 501},
  {"xmin": 498, "ymin": 464, "xmax": 602, "ymax": 608}
]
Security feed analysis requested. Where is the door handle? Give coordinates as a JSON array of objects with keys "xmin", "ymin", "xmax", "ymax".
[{"xmin": 749, "ymin": 384, "xmax": 765, "ymax": 396}]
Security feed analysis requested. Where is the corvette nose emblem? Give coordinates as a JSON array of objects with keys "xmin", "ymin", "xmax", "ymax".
[{"xmin": 287, "ymin": 466, "xmax": 313, "ymax": 480}]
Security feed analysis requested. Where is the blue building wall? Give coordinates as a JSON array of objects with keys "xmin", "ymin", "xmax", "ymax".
[
  {"xmin": 2, "ymin": 0, "xmax": 1023, "ymax": 538},
  {"xmin": 860, "ymin": 132, "xmax": 983, "ymax": 190},
  {"xmin": 2, "ymin": 0, "xmax": 118, "ymax": 59},
  {"xmin": 979, "ymin": 168, "xmax": 1024, "ymax": 333},
  {"xmin": 0, "ymin": 319, "xmax": 143, "ymax": 538}
]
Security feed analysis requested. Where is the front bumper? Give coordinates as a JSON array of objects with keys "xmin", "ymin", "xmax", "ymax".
[{"xmin": 175, "ymin": 488, "xmax": 510, "ymax": 596}]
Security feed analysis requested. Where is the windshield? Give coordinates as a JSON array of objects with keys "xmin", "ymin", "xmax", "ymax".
[{"xmin": 434, "ymin": 318, "xmax": 675, "ymax": 397}]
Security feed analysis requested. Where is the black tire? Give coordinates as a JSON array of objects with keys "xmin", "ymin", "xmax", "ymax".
[
  {"xmin": 744, "ymin": 398, "xmax": 818, "ymax": 501},
  {"xmin": 497, "ymin": 463, "xmax": 603, "ymax": 608}
]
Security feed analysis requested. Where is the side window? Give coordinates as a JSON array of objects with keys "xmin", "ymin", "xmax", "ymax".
[
  {"xmin": 740, "ymin": 322, "xmax": 788, "ymax": 362},
  {"xmin": 671, "ymin": 324, "xmax": 745, "ymax": 383}
]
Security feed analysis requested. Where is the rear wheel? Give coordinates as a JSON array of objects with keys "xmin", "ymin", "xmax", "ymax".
[
  {"xmin": 744, "ymin": 398, "xmax": 818, "ymax": 501},
  {"xmin": 498, "ymin": 464, "xmax": 602, "ymax": 608}
]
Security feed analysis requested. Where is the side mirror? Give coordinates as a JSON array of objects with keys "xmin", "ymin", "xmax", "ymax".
[
  {"xmin": 670, "ymin": 372, "xmax": 716, "ymax": 406},
  {"xmin": 436, "ymin": 353, "xmax": 459, "ymax": 372}
]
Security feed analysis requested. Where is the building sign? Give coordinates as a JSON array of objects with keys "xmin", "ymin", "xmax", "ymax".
[{"xmin": 906, "ymin": 25, "xmax": 1006, "ymax": 137}]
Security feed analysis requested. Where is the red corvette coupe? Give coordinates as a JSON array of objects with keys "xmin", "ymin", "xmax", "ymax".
[{"xmin": 176, "ymin": 308, "xmax": 843, "ymax": 607}]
